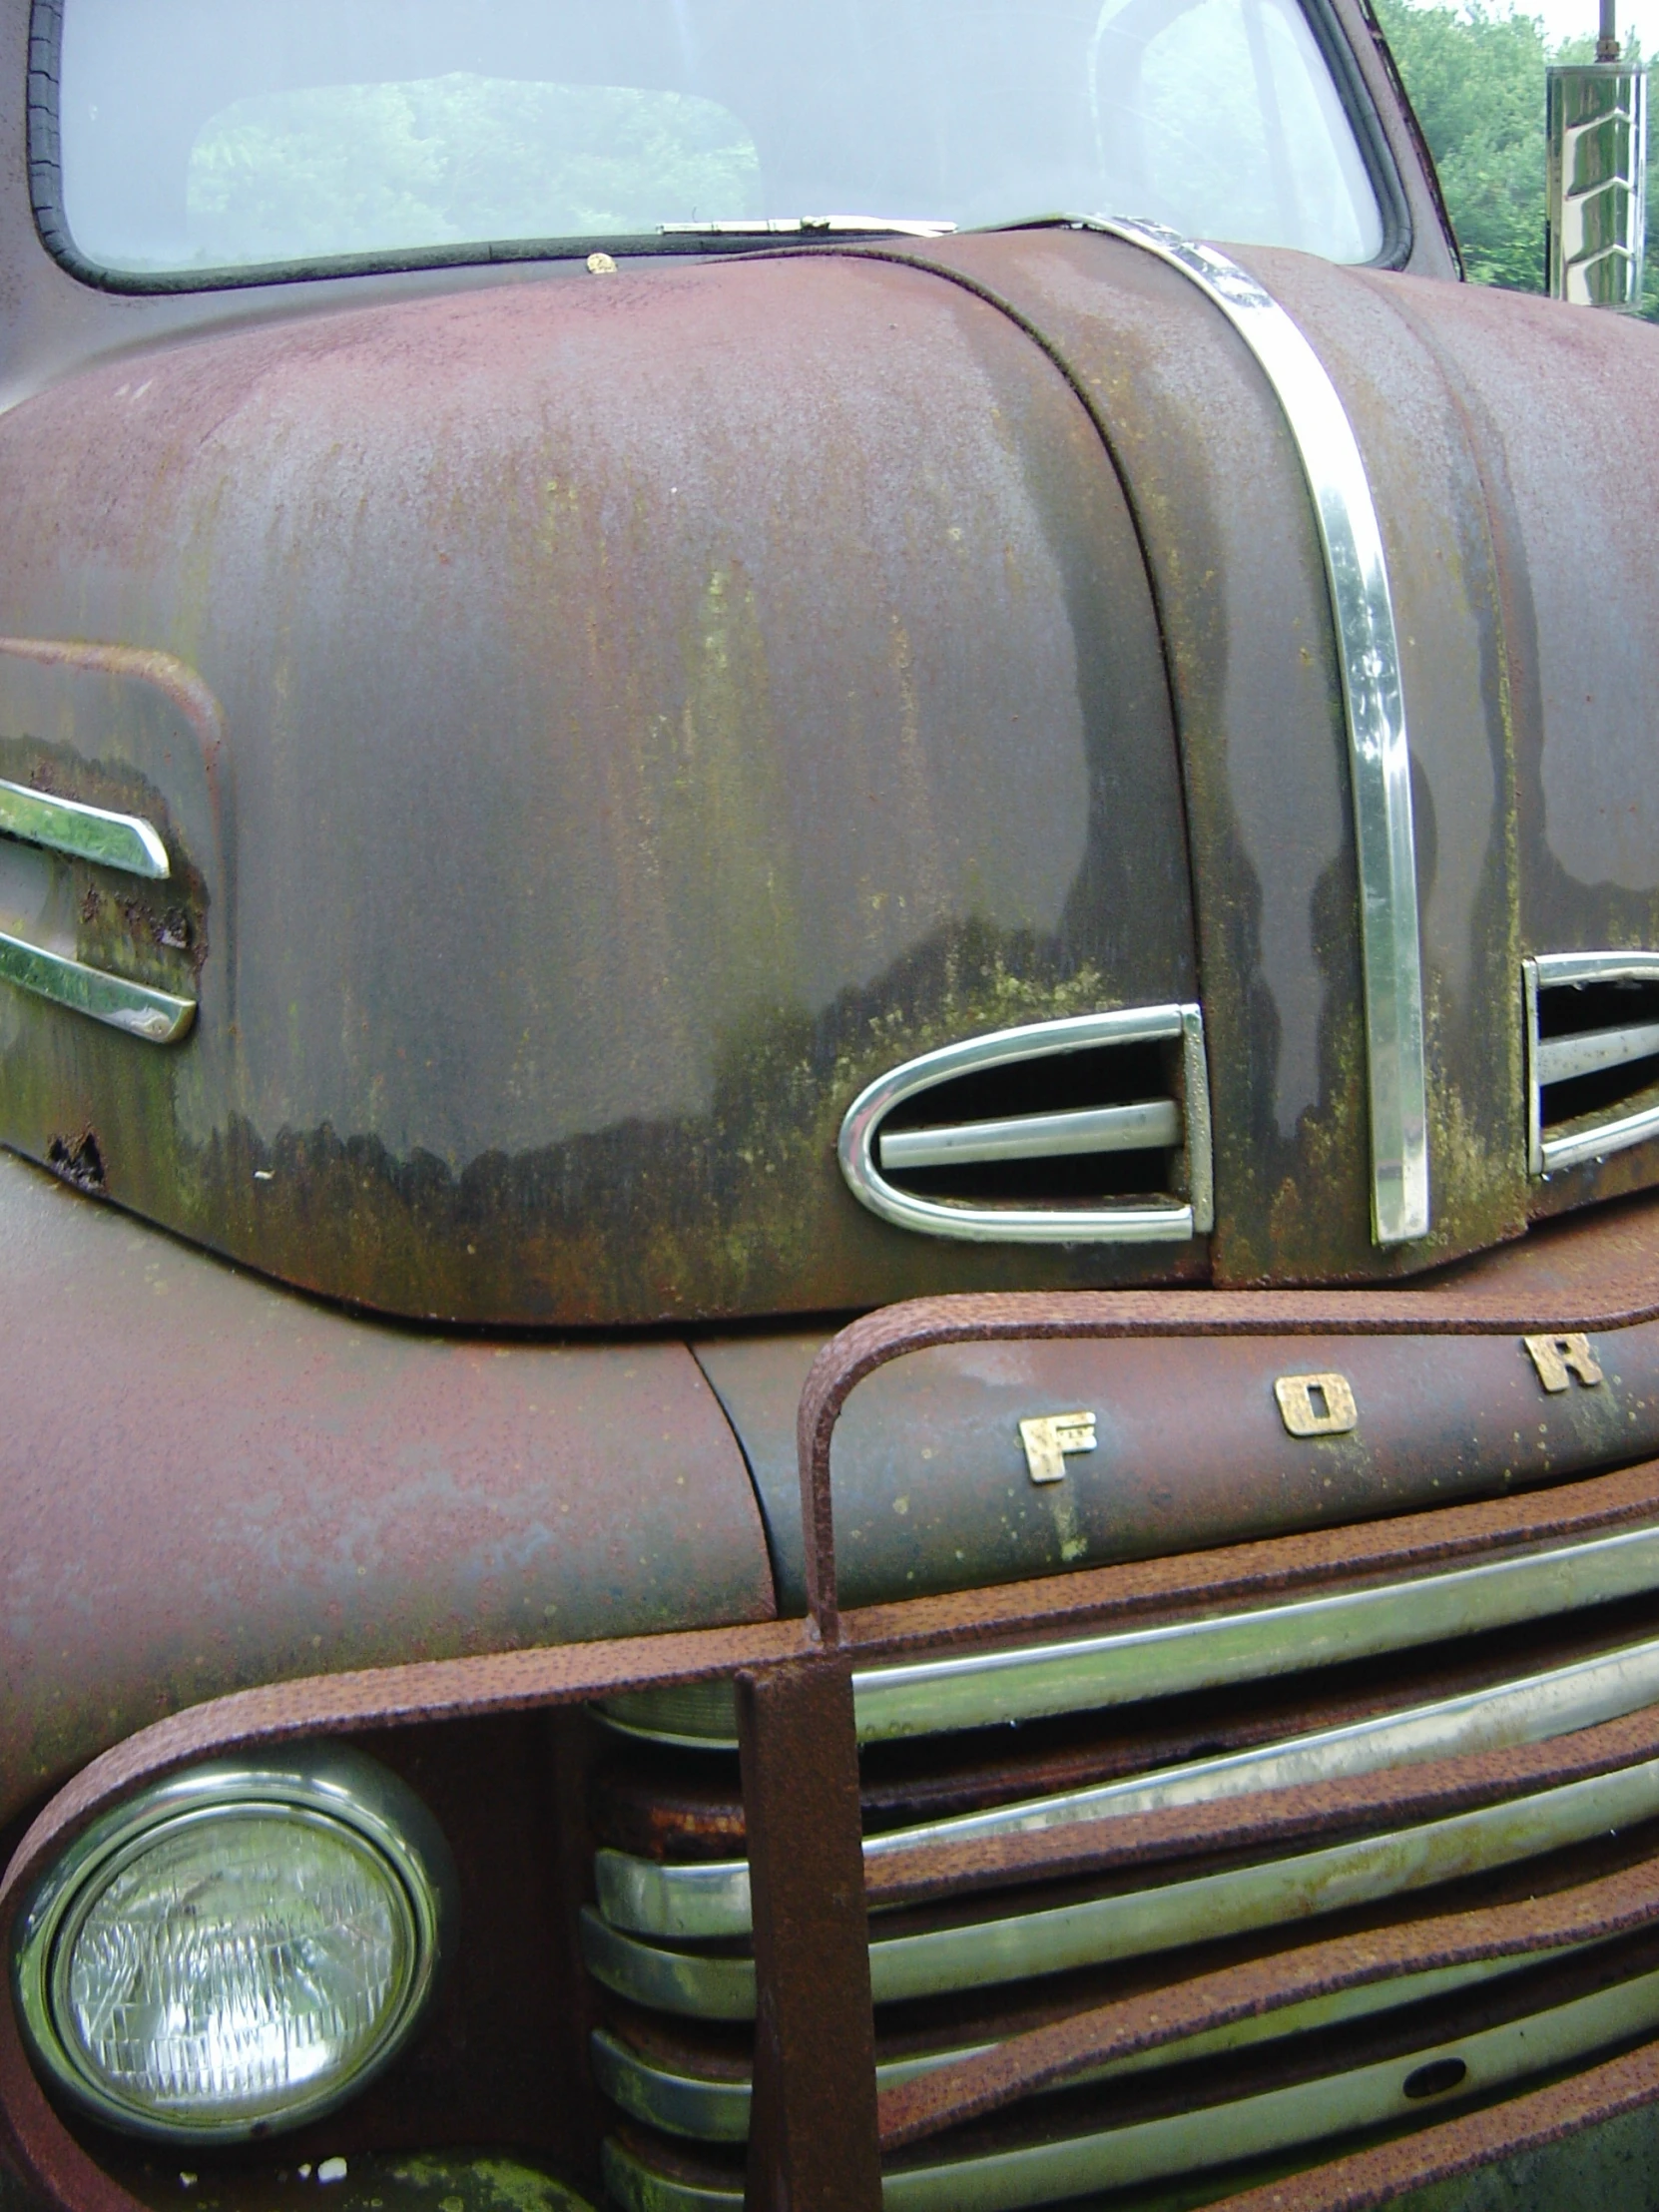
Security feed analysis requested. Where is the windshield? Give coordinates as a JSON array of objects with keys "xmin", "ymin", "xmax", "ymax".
[{"xmin": 51, "ymin": 0, "xmax": 1385, "ymax": 282}]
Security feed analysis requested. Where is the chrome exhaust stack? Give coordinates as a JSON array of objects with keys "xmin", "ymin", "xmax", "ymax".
[{"xmin": 1547, "ymin": 0, "xmax": 1649, "ymax": 306}]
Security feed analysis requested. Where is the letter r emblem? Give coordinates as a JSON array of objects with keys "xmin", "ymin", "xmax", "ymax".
[{"xmin": 1524, "ymin": 1334, "xmax": 1604, "ymax": 1392}]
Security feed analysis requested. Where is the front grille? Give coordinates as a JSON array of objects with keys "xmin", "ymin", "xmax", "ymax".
[
  {"xmin": 586, "ymin": 1516, "xmax": 1659, "ymax": 2210},
  {"xmin": 1527, "ymin": 951, "xmax": 1659, "ymax": 1174}
]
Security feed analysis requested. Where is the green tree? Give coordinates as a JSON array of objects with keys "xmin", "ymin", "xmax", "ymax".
[{"xmin": 1375, "ymin": 0, "xmax": 1659, "ymax": 313}]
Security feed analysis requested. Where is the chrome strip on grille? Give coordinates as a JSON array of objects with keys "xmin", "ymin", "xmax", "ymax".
[
  {"xmin": 581, "ymin": 1754, "xmax": 1659, "ymax": 2016},
  {"xmin": 591, "ymin": 1954, "xmax": 1542, "ymax": 2143},
  {"xmin": 1092, "ymin": 219, "xmax": 1429, "ymax": 1248},
  {"xmin": 0, "ymin": 776, "xmax": 170, "ymax": 878},
  {"xmin": 600, "ymin": 1964, "xmax": 1659, "ymax": 2212},
  {"xmin": 596, "ymin": 1629, "xmax": 1659, "ymax": 1942},
  {"xmin": 596, "ymin": 1520, "xmax": 1659, "ymax": 1756},
  {"xmin": 0, "ymin": 928, "xmax": 196, "ymax": 1044},
  {"xmin": 852, "ymin": 1520, "xmax": 1659, "ymax": 1742}
]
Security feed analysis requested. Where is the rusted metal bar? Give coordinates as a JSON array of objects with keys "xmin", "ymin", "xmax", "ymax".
[
  {"xmin": 738, "ymin": 1658, "xmax": 881, "ymax": 2212},
  {"xmin": 1210, "ymin": 2033, "xmax": 1659, "ymax": 2210},
  {"xmin": 875, "ymin": 1852, "xmax": 1659, "ymax": 2151},
  {"xmin": 861, "ymin": 1695, "xmax": 1659, "ymax": 1910}
]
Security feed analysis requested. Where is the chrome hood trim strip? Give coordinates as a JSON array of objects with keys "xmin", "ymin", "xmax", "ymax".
[{"xmin": 1091, "ymin": 219, "xmax": 1429, "ymax": 1248}]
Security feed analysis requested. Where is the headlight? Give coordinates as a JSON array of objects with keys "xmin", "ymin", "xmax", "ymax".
[{"xmin": 11, "ymin": 1746, "xmax": 453, "ymax": 2142}]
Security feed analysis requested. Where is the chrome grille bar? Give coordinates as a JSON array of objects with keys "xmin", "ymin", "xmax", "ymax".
[
  {"xmin": 580, "ymin": 1751, "xmax": 1659, "ymax": 2017},
  {"xmin": 597, "ymin": 1627, "xmax": 1659, "ymax": 1942}
]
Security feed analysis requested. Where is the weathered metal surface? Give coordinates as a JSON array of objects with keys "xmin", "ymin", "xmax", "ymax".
[
  {"xmin": 788, "ymin": 1188, "xmax": 1659, "ymax": 1640},
  {"xmin": 1264, "ymin": 253, "xmax": 1659, "ymax": 1237},
  {"xmin": 0, "ymin": 206, "xmax": 1652, "ymax": 1312},
  {"xmin": 874, "ymin": 1853, "xmax": 1659, "ymax": 2149},
  {"xmin": 876, "ymin": 228, "xmax": 1527, "ymax": 1287},
  {"xmin": 737, "ymin": 1659, "xmax": 881, "ymax": 2211},
  {"xmin": 0, "ymin": 233, "xmax": 1199, "ymax": 1326},
  {"xmin": 0, "ymin": 1147, "xmax": 778, "ymax": 1833},
  {"xmin": 700, "ymin": 1317, "xmax": 1659, "ymax": 1614}
]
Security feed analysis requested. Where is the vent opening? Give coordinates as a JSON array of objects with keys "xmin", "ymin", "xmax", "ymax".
[
  {"xmin": 1528, "ymin": 955, "xmax": 1659, "ymax": 1175},
  {"xmin": 838, "ymin": 1006, "xmax": 1212, "ymax": 1245},
  {"xmin": 877, "ymin": 1041, "xmax": 1178, "ymax": 1208}
]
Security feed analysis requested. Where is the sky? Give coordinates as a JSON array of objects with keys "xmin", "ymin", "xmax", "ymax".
[{"xmin": 1484, "ymin": 0, "xmax": 1659, "ymax": 53}]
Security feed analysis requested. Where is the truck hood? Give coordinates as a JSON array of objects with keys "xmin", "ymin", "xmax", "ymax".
[{"xmin": 0, "ymin": 232, "xmax": 1656, "ymax": 1320}]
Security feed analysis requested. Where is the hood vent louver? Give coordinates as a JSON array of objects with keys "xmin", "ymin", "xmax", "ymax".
[
  {"xmin": 1527, "ymin": 952, "xmax": 1659, "ymax": 1173},
  {"xmin": 838, "ymin": 1005, "xmax": 1212, "ymax": 1243}
]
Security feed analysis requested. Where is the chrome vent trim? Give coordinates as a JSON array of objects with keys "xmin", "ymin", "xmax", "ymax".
[
  {"xmin": 0, "ymin": 930, "xmax": 195, "ymax": 1044},
  {"xmin": 0, "ymin": 777, "xmax": 169, "ymax": 878},
  {"xmin": 1089, "ymin": 220, "xmax": 1429, "ymax": 1249},
  {"xmin": 0, "ymin": 777, "xmax": 193, "ymax": 1044},
  {"xmin": 837, "ymin": 1005, "xmax": 1212, "ymax": 1245},
  {"xmin": 1527, "ymin": 951, "xmax": 1659, "ymax": 1173}
]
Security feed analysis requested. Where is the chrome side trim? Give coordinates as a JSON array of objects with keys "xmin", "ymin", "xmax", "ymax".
[
  {"xmin": 837, "ymin": 1005, "xmax": 1210, "ymax": 1245},
  {"xmin": 583, "ymin": 1755, "xmax": 1659, "ymax": 2018},
  {"xmin": 1526, "ymin": 952, "xmax": 1659, "ymax": 1174},
  {"xmin": 596, "ymin": 1629, "xmax": 1659, "ymax": 1940},
  {"xmin": 878, "ymin": 1098, "xmax": 1181, "ymax": 1171},
  {"xmin": 0, "ymin": 777, "xmax": 170, "ymax": 879},
  {"xmin": 853, "ymin": 1519, "xmax": 1659, "ymax": 1743},
  {"xmin": 590, "ymin": 1954, "xmax": 1555, "ymax": 2143},
  {"xmin": 601, "ymin": 1963, "xmax": 1659, "ymax": 2212},
  {"xmin": 0, "ymin": 928, "xmax": 195, "ymax": 1044},
  {"xmin": 1092, "ymin": 219, "xmax": 1428, "ymax": 1247}
]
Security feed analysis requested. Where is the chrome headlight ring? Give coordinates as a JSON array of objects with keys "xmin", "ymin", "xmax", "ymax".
[{"xmin": 10, "ymin": 1744, "xmax": 455, "ymax": 2143}]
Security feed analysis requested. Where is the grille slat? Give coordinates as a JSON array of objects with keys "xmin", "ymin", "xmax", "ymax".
[{"xmin": 587, "ymin": 1508, "xmax": 1659, "ymax": 2208}]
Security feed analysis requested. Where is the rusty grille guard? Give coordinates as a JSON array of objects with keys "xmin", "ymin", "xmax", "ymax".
[{"xmin": 12, "ymin": 1230, "xmax": 1659, "ymax": 2209}]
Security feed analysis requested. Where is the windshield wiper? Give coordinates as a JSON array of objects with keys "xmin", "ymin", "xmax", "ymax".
[{"xmin": 659, "ymin": 217, "xmax": 956, "ymax": 240}]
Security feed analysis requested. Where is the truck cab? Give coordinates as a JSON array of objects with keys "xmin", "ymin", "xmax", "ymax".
[{"xmin": 4, "ymin": 5, "xmax": 1659, "ymax": 2210}]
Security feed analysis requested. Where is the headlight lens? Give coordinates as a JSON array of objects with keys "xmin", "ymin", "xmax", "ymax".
[{"xmin": 12, "ymin": 1748, "xmax": 453, "ymax": 2142}]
